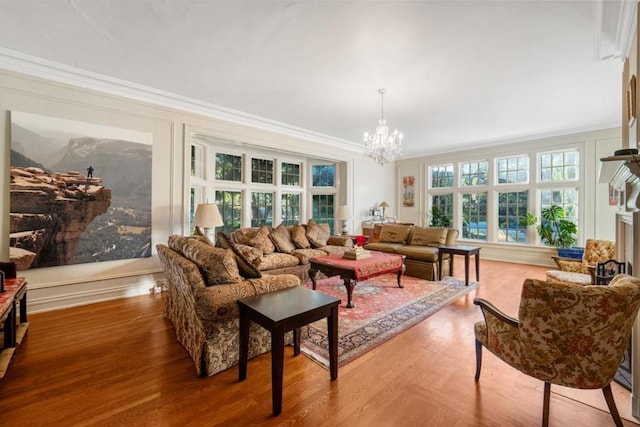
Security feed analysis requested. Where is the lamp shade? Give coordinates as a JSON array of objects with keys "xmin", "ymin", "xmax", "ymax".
[
  {"xmin": 336, "ymin": 205, "xmax": 351, "ymax": 220},
  {"xmin": 194, "ymin": 203, "xmax": 224, "ymax": 228},
  {"xmin": 379, "ymin": 201, "xmax": 389, "ymax": 208}
]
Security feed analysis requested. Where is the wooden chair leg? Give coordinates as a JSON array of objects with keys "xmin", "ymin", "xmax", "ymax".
[
  {"xmin": 602, "ymin": 384, "xmax": 624, "ymax": 427},
  {"xmin": 542, "ymin": 382, "xmax": 551, "ymax": 427},
  {"xmin": 474, "ymin": 339, "xmax": 482, "ymax": 381}
]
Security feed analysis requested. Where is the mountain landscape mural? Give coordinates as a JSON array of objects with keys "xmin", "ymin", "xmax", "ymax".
[{"xmin": 9, "ymin": 111, "xmax": 153, "ymax": 269}]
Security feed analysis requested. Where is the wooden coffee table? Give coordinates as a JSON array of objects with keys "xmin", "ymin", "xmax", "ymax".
[
  {"xmin": 309, "ymin": 252, "xmax": 406, "ymax": 308},
  {"xmin": 238, "ymin": 286, "xmax": 340, "ymax": 416}
]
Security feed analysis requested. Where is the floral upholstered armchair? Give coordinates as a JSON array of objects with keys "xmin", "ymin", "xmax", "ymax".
[
  {"xmin": 545, "ymin": 239, "xmax": 615, "ymax": 285},
  {"xmin": 473, "ymin": 275, "xmax": 640, "ymax": 427}
]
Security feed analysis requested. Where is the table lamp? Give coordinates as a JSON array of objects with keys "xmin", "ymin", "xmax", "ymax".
[
  {"xmin": 194, "ymin": 203, "xmax": 224, "ymax": 243},
  {"xmin": 336, "ymin": 205, "xmax": 351, "ymax": 235},
  {"xmin": 379, "ymin": 201, "xmax": 389, "ymax": 219}
]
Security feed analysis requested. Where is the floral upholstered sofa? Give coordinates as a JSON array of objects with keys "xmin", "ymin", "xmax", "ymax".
[
  {"xmin": 545, "ymin": 239, "xmax": 616, "ymax": 285},
  {"xmin": 156, "ymin": 234, "xmax": 302, "ymax": 377},
  {"xmin": 216, "ymin": 220, "xmax": 353, "ymax": 281}
]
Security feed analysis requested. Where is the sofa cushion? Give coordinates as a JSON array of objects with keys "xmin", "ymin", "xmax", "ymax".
[
  {"xmin": 249, "ymin": 225, "xmax": 276, "ymax": 255},
  {"xmin": 291, "ymin": 248, "xmax": 328, "ymax": 264},
  {"xmin": 215, "ymin": 231, "xmax": 262, "ymax": 279},
  {"xmin": 182, "ymin": 239, "xmax": 242, "ymax": 286},
  {"xmin": 378, "ymin": 225, "xmax": 412, "ymax": 244},
  {"xmin": 306, "ymin": 219, "xmax": 330, "ymax": 247},
  {"xmin": 364, "ymin": 242, "xmax": 406, "ymax": 252},
  {"xmin": 270, "ymin": 224, "xmax": 296, "ymax": 253},
  {"xmin": 291, "ymin": 224, "xmax": 311, "ymax": 249},
  {"xmin": 410, "ymin": 227, "xmax": 448, "ymax": 247},
  {"xmin": 394, "ymin": 245, "xmax": 440, "ymax": 262},
  {"xmin": 255, "ymin": 252, "xmax": 301, "ymax": 271}
]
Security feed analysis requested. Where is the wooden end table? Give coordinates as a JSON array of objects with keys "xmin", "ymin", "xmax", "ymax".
[
  {"xmin": 437, "ymin": 245, "xmax": 480, "ymax": 286},
  {"xmin": 0, "ymin": 278, "xmax": 28, "ymax": 378},
  {"xmin": 238, "ymin": 286, "xmax": 340, "ymax": 416},
  {"xmin": 309, "ymin": 252, "xmax": 405, "ymax": 308}
]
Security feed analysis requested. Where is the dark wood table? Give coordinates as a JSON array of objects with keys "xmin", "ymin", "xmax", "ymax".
[
  {"xmin": 309, "ymin": 252, "xmax": 405, "ymax": 308},
  {"xmin": 0, "ymin": 278, "xmax": 28, "ymax": 378},
  {"xmin": 438, "ymin": 245, "xmax": 480, "ymax": 285},
  {"xmin": 238, "ymin": 286, "xmax": 340, "ymax": 416}
]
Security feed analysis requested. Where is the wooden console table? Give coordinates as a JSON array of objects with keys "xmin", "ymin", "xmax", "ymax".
[{"xmin": 0, "ymin": 278, "xmax": 28, "ymax": 378}]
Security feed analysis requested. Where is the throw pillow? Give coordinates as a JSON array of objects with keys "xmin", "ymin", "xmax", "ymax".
[
  {"xmin": 290, "ymin": 224, "xmax": 311, "ymax": 249},
  {"xmin": 410, "ymin": 227, "xmax": 448, "ymax": 247},
  {"xmin": 270, "ymin": 224, "xmax": 296, "ymax": 253},
  {"xmin": 182, "ymin": 239, "xmax": 241, "ymax": 286},
  {"xmin": 249, "ymin": 225, "xmax": 275, "ymax": 255},
  {"xmin": 215, "ymin": 231, "xmax": 262, "ymax": 279},
  {"xmin": 378, "ymin": 225, "xmax": 412, "ymax": 244},
  {"xmin": 306, "ymin": 219, "xmax": 329, "ymax": 248}
]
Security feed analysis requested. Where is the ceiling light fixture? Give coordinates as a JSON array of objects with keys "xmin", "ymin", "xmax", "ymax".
[{"xmin": 364, "ymin": 88, "xmax": 403, "ymax": 166}]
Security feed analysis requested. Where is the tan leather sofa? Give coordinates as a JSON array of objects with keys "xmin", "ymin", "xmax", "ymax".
[{"xmin": 364, "ymin": 224, "xmax": 458, "ymax": 280}]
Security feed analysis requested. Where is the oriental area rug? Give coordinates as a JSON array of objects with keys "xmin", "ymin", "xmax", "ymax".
[{"xmin": 301, "ymin": 274, "xmax": 477, "ymax": 368}]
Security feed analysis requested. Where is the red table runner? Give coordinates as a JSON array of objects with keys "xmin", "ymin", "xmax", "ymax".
[{"xmin": 312, "ymin": 252, "xmax": 403, "ymax": 281}]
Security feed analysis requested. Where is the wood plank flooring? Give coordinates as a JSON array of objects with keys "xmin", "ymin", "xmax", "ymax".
[{"xmin": 0, "ymin": 259, "xmax": 637, "ymax": 426}]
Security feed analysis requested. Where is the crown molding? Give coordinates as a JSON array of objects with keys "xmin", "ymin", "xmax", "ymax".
[
  {"xmin": 593, "ymin": 0, "xmax": 638, "ymax": 61},
  {"xmin": 0, "ymin": 47, "xmax": 362, "ymax": 153}
]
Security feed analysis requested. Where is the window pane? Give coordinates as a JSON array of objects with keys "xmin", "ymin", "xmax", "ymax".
[
  {"xmin": 462, "ymin": 192, "xmax": 487, "ymax": 241},
  {"xmin": 460, "ymin": 160, "xmax": 488, "ymax": 186},
  {"xmin": 312, "ymin": 164, "xmax": 335, "ymax": 187},
  {"xmin": 189, "ymin": 187, "xmax": 204, "ymax": 234},
  {"xmin": 498, "ymin": 190, "xmax": 529, "ymax": 243},
  {"xmin": 431, "ymin": 194, "xmax": 453, "ymax": 227},
  {"xmin": 281, "ymin": 162, "xmax": 301, "ymax": 186},
  {"xmin": 251, "ymin": 158, "xmax": 274, "ymax": 184},
  {"xmin": 215, "ymin": 190, "xmax": 242, "ymax": 233},
  {"xmin": 496, "ymin": 155, "xmax": 529, "ymax": 184},
  {"xmin": 431, "ymin": 164, "xmax": 454, "ymax": 188},
  {"xmin": 281, "ymin": 193, "xmax": 300, "ymax": 225},
  {"xmin": 540, "ymin": 189, "xmax": 578, "ymax": 224},
  {"xmin": 312, "ymin": 194, "xmax": 335, "ymax": 234},
  {"xmin": 251, "ymin": 192, "xmax": 273, "ymax": 226},
  {"xmin": 191, "ymin": 145, "xmax": 203, "ymax": 178},
  {"xmin": 540, "ymin": 150, "xmax": 579, "ymax": 182},
  {"xmin": 215, "ymin": 153, "xmax": 243, "ymax": 182}
]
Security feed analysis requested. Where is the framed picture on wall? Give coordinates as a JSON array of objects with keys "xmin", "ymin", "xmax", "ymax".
[
  {"xmin": 402, "ymin": 176, "xmax": 415, "ymax": 207},
  {"xmin": 628, "ymin": 74, "xmax": 636, "ymax": 127}
]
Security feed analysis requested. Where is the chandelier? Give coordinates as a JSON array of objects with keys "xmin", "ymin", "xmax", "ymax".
[{"xmin": 364, "ymin": 88, "xmax": 403, "ymax": 166}]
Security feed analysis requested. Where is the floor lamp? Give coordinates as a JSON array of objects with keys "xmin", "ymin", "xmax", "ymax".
[
  {"xmin": 194, "ymin": 203, "xmax": 224, "ymax": 243},
  {"xmin": 336, "ymin": 205, "xmax": 351, "ymax": 235}
]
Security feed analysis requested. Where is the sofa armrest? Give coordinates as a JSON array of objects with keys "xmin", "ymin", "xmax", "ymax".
[{"xmin": 327, "ymin": 236, "xmax": 354, "ymax": 247}]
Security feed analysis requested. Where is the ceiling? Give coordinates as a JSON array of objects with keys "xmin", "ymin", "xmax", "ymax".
[{"xmin": 0, "ymin": 1, "xmax": 629, "ymax": 158}]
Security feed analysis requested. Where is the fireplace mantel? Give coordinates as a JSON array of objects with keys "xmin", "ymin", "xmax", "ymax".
[{"xmin": 600, "ymin": 155, "xmax": 640, "ymax": 211}]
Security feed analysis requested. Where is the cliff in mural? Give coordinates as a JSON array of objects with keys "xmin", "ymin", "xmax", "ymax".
[{"xmin": 9, "ymin": 167, "xmax": 111, "ymax": 269}]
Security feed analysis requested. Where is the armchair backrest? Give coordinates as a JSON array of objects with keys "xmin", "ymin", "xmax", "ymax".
[
  {"xmin": 517, "ymin": 275, "xmax": 640, "ymax": 389},
  {"xmin": 583, "ymin": 239, "xmax": 615, "ymax": 268}
]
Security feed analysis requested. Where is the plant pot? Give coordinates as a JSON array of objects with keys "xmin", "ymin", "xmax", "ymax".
[{"xmin": 557, "ymin": 247, "xmax": 584, "ymax": 260}]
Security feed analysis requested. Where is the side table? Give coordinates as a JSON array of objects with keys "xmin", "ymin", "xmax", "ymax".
[
  {"xmin": 0, "ymin": 278, "xmax": 28, "ymax": 378},
  {"xmin": 438, "ymin": 245, "xmax": 480, "ymax": 286},
  {"xmin": 238, "ymin": 286, "xmax": 340, "ymax": 416}
]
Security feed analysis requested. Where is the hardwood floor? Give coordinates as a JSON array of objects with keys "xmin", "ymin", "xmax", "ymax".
[{"xmin": 0, "ymin": 260, "xmax": 637, "ymax": 426}]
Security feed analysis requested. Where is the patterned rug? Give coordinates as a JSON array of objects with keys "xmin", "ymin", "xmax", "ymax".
[{"xmin": 301, "ymin": 274, "xmax": 477, "ymax": 368}]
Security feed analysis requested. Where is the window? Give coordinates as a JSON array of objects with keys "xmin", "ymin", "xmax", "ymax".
[
  {"xmin": 540, "ymin": 150, "xmax": 578, "ymax": 182},
  {"xmin": 281, "ymin": 193, "xmax": 300, "ymax": 225},
  {"xmin": 496, "ymin": 155, "xmax": 529, "ymax": 184},
  {"xmin": 460, "ymin": 160, "xmax": 488, "ymax": 186},
  {"xmin": 215, "ymin": 190, "xmax": 242, "ymax": 233},
  {"xmin": 431, "ymin": 164, "xmax": 454, "ymax": 188},
  {"xmin": 215, "ymin": 153, "xmax": 242, "ymax": 182},
  {"xmin": 282, "ymin": 162, "xmax": 301, "ymax": 186},
  {"xmin": 540, "ymin": 189, "xmax": 577, "ymax": 222},
  {"xmin": 312, "ymin": 164, "xmax": 335, "ymax": 187},
  {"xmin": 462, "ymin": 192, "xmax": 487, "ymax": 241},
  {"xmin": 251, "ymin": 192, "xmax": 273, "ymax": 227},
  {"xmin": 191, "ymin": 144, "xmax": 204, "ymax": 178},
  {"xmin": 431, "ymin": 194, "xmax": 453, "ymax": 226},
  {"xmin": 189, "ymin": 187, "xmax": 204, "ymax": 233},
  {"xmin": 251, "ymin": 158, "xmax": 274, "ymax": 184},
  {"xmin": 497, "ymin": 191, "xmax": 528, "ymax": 243},
  {"xmin": 312, "ymin": 194, "xmax": 335, "ymax": 234}
]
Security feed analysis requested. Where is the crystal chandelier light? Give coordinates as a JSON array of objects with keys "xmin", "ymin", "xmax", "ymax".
[{"xmin": 364, "ymin": 88, "xmax": 403, "ymax": 166}]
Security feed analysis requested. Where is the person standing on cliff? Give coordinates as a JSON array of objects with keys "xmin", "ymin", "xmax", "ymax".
[{"xmin": 87, "ymin": 165, "xmax": 94, "ymax": 179}]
